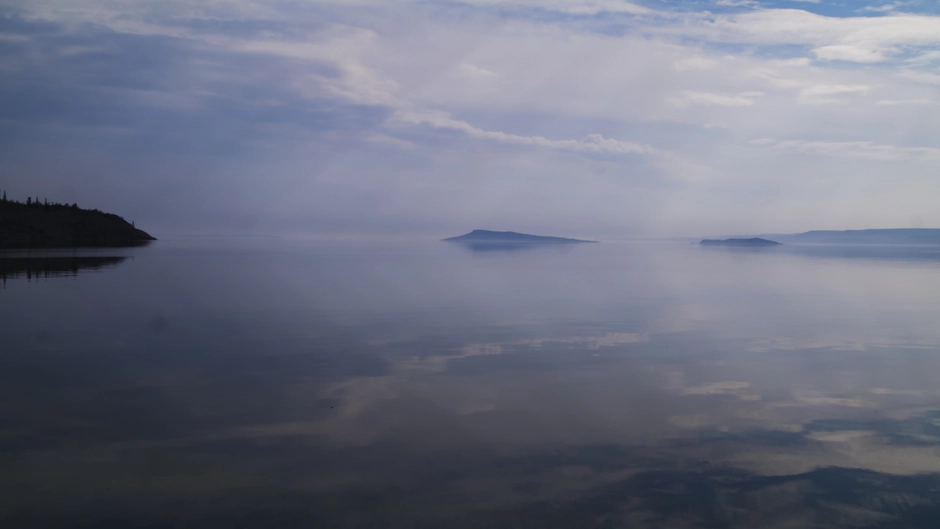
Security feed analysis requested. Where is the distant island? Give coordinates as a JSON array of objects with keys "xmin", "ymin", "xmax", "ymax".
[
  {"xmin": 751, "ymin": 229, "xmax": 940, "ymax": 246},
  {"xmin": 700, "ymin": 238, "xmax": 781, "ymax": 247},
  {"xmin": 444, "ymin": 230, "xmax": 597, "ymax": 244},
  {"xmin": 0, "ymin": 194, "xmax": 155, "ymax": 248}
]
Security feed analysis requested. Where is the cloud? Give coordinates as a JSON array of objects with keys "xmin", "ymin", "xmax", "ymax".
[
  {"xmin": 4, "ymin": 0, "xmax": 940, "ymax": 236},
  {"xmin": 457, "ymin": 63, "xmax": 498, "ymax": 79},
  {"xmin": 858, "ymin": 3, "xmax": 911, "ymax": 13},
  {"xmin": 875, "ymin": 98, "xmax": 937, "ymax": 106},
  {"xmin": 670, "ymin": 91, "xmax": 764, "ymax": 107},
  {"xmin": 188, "ymin": 0, "xmax": 657, "ymax": 16},
  {"xmin": 750, "ymin": 138, "xmax": 940, "ymax": 161},
  {"xmin": 905, "ymin": 50, "xmax": 940, "ymax": 65},
  {"xmin": 798, "ymin": 84, "xmax": 870, "ymax": 104},
  {"xmin": 715, "ymin": 0, "xmax": 758, "ymax": 7},
  {"xmin": 812, "ymin": 45, "xmax": 886, "ymax": 63},
  {"xmin": 672, "ymin": 56, "xmax": 718, "ymax": 71},
  {"xmin": 441, "ymin": 0, "xmax": 654, "ymax": 15},
  {"xmin": 681, "ymin": 381, "xmax": 760, "ymax": 401},
  {"xmin": 392, "ymin": 108, "xmax": 655, "ymax": 155},
  {"xmin": 214, "ymin": 26, "xmax": 663, "ymax": 160},
  {"xmin": 692, "ymin": 9, "xmax": 940, "ymax": 64},
  {"xmin": 899, "ymin": 70, "xmax": 940, "ymax": 85}
]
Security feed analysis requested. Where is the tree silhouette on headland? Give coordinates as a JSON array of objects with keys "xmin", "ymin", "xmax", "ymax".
[{"xmin": 0, "ymin": 193, "xmax": 155, "ymax": 248}]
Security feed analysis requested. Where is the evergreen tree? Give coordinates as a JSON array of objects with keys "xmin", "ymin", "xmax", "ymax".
[{"xmin": 27, "ymin": 197, "xmax": 31, "ymax": 205}]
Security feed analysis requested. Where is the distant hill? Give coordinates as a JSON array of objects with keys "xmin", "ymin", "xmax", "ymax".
[
  {"xmin": 0, "ymin": 197, "xmax": 155, "ymax": 248},
  {"xmin": 754, "ymin": 229, "xmax": 940, "ymax": 246},
  {"xmin": 700, "ymin": 238, "xmax": 781, "ymax": 247},
  {"xmin": 444, "ymin": 230, "xmax": 596, "ymax": 244}
]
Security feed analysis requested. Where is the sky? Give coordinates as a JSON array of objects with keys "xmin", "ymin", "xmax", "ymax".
[{"xmin": 2, "ymin": 0, "xmax": 940, "ymax": 239}]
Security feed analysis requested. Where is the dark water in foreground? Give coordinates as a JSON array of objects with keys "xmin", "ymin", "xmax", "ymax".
[{"xmin": 4, "ymin": 239, "xmax": 940, "ymax": 528}]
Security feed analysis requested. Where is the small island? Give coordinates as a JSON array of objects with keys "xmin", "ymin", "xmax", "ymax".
[
  {"xmin": 700, "ymin": 238, "xmax": 781, "ymax": 247},
  {"xmin": 763, "ymin": 229, "xmax": 940, "ymax": 245},
  {"xmin": 444, "ymin": 230, "xmax": 596, "ymax": 244},
  {"xmin": 0, "ymin": 194, "xmax": 155, "ymax": 248}
]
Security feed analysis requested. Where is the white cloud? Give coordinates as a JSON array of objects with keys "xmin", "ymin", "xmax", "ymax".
[
  {"xmin": 224, "ymin": 26, "xmax": 662, "ymax": 159},
  {"xmin": 301, "ymin": 0, "xmax": 656, "ymax": 15},
  {"xmin": 905, "ymin": 50, "xmax": 940, "ymax": 65},
  {"xmin": 799, "ymin": 83, "xmax": 870, "ymax": 104},
  {"xmin": 875, "ymin": 98, "xmax": 937, "ymax": 106},
  {"xmin": 750, "ymin": 138, "xmax": 940, "ymax": 161},
  {"xmin": 693, "ymin": 9, "xmax": 940, "ymax": 63},
  {"xmin": 231, "ymin": 29, "xmax": 406, "ymax": 108},
  {"xmin": 859, "ymin": 2, "xmax": 911, "ymax": 13},
  {"xmin": 812, "ymin": 45, "xmax": 886, "ymax": 63},
  {"xmin": 0, "ymin": 32, "xmax": 31, "ymax": 42},
  {"xmin": 14, "ymin": 0, "xmax": 940, "ymax": 69},
  {"xmin": 8, "ymin": 0, "xmax": 940, "ymax": 235},
  {"xmin": 446, "ymin": 0, "xmax": 653, "ymax": 15},
  {"xmin": 715, "ymin": 0, "xmax": 758, "ymax": 7},
  {"xmin": 799, "ymin": 84, "xmax": 870, "ymax": 96},
  {"xmin": 457, "ymin": 63, "xmax": 498, "ymax": 79},
  {"xmin": 393, "ymin": 108, "xmax": 655, "ymax": 155},
  {"xmin": 899, "ymin": 70, "xmax": 940, "ymax": 85},
  {"xmin": 669, "ymin": 91, "xmax": 764, "ymax": 107},
  {"xmin": 672, "ymin": 56, "xmax": 718, "ymax": 71},
  {"xmin": 681, "ymin": 381, "xmax": 759, "ymax": 400}
]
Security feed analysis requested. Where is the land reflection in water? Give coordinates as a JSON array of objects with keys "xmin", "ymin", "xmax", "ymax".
[
  {"xmin": 0, "ymin": 256, "xmax": 128, "ymax": 284},
  {"xmin": 3, "ymin": 240, "xmax": 940, "ymax": 527}
]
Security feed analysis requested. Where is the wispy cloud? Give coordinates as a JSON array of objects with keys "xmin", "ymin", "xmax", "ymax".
[
  {"xmin": 751, "ymin": 138, "xmax": 940, "ymax": 161},
  {"xmin": 715, "ymin": 0, "xmax": 758, "ymax": 7},
  {"xmin": 393, "ymin": 108, "xmax": 655, "ymax": 155},
  {"xmin": 691, "ymin": 9, "xmax": 940, "ymax": 64},
  {"xmin": 5, "ymin": 0, "xmax": 940, "ymax": 235},
  {"xmin": 812, "ymin": 45, "xmax": 886, "ymax": 63},
  {"xmin": 899, "ymin": 70, "xmax": 940, "ymax": 85},
  {"xmin": 670, "ymin": 91, "xmax": 764, "ymax": 107},
  {"xmin": 457, "ymin": 63, "xmax": 498, "ymax": 79},
  {"xmin": 874, "ymin": 98, "xmax": 937, "ymax": 106},
  {"xmin": 450, "ymin": 0, "xmax": 654, "ymax": 15},
  {"xmin": 858, "ymin": 2, "xmax": 917, "ymax": 14},
  {"xmin": 798, "ymin": 84, "xmax": 870, "ymax": 104}
]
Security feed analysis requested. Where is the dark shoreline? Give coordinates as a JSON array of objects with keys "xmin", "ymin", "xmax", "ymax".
[{"xmin": 0, "ymin": 198, "xmax": 155, "ymax": 249}]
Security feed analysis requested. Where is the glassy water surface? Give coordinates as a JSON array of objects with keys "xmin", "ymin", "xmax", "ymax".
[{"xmin": 4, "ymin": 239, "xmax": 940, "ymax": 528}]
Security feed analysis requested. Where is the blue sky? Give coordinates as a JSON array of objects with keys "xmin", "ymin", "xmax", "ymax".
[{"xmin": 2, "ymin": 0, "xmax": 940, "ymax": 238}]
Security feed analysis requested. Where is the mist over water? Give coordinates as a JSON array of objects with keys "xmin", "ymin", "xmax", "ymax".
[{"xmin": 4, "ymin": 239, "xmax": 940, "ymax": 527}]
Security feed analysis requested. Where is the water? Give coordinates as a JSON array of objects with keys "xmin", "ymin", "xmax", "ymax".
[{"xmin": 3, "ymin": 239, "xmax": 940, "ymax": 528}]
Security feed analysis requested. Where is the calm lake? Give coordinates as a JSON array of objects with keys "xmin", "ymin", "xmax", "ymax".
[{"xmin": 4, "ymin": 239, "xmax": 940, "ymax": 528}]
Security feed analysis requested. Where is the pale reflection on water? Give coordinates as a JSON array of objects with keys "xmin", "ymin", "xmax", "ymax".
[{"xmin": 3, "ymin": 239, "xmax": 940, "ymax": 527}]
